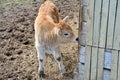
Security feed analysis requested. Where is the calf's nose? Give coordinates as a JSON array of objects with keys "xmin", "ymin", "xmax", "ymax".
[
  {"xmin": 76, "ymin": 37, "xmax": 78, "ymax": 41},
  {"xmin": 72, "ymin": 37, "xmax": 79, "ymax": 42}
]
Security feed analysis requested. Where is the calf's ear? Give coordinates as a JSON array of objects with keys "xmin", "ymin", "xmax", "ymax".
[
  {"xmin": 63, "ymin": 16, "xmax": 69, "ymax": 22},
  {"xmin": 58, "ymin": 27, "xmax": 62, "ymax": 36},
  {"xmin": 55, "ymin": 27, "xmax": 62, "ymax": 36}
]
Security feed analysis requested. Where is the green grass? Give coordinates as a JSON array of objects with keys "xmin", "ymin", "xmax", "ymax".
[
  {"xmin": 2, "ymin": 0, "xmax": 29, "ymax": 7},
  {"xmin": 12, "ymin": 0, "xmax": 28, "ymax": 4},
  {"xmin": 51, "ymin": 0, "xmax": 58, "ymax": 3},
  {"xmin": 3, "ymin": 0, "xmax": 28, "ymax": 4}
]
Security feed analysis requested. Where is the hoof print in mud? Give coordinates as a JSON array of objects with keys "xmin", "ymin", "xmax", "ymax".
[{"xmin": 39, "ymin": 71, "xmax": 46, "ymax": 78}]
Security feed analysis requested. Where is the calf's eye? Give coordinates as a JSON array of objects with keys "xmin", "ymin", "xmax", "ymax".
[
  {"xmin": 64, "ymin": 33, "xmax": 70, "ymax": 37},
  {"xmin": 64, "ymin": 33, "xmax": 69, "ymax": 36}
]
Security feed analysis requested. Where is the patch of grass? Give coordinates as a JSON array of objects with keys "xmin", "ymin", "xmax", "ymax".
[
  {"xmin": 51, "ymin": 0, "xmax": 58, "ymax": 3},
  {"xmin": 13, "ymin": 0, "xmax": 28, "ymax": 4},
  {"xmin": 2, "ymin": 0, "xmax": 29, "ymax": 7},
  {"xmin": 52, "ymin": 0, "xmax": 58, "ymax": 1}
]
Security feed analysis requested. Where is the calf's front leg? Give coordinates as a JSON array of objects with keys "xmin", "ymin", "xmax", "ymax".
[{"xmin": 35, "ymin": 45, "xmax": 46, "ymax": 78}]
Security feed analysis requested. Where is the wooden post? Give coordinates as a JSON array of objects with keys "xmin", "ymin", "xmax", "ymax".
[
  {"xmin": 73, "ymin": 0, "xmax": 88, "ymax": 79},
  {"xmin": 73, "ymin": 0, "xmax": 88, "ymax": 80}
]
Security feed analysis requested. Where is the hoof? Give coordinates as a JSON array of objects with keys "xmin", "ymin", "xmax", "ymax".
[
  {"xmin": 62, "ymin": 73, "xmax": 68, "ymax": 77},
  {"xmin": 39, "ymin": 71, "xmax": 46, "ymax": 78}
]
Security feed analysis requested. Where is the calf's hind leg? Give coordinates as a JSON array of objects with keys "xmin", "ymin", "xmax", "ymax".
[{"xmin": 53, "ymin": 49, "xmax": 67, "ymax": 76}]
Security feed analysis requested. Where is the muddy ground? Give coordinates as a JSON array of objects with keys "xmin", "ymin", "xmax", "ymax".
[{"xmin": 0, "ymin": 0, "xmax": 79, "ymax": 80}]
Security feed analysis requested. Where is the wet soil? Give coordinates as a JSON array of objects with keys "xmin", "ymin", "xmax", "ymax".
[{"xmin": 0, "ymin": 0, "xmax": 79, "ymax": 80}]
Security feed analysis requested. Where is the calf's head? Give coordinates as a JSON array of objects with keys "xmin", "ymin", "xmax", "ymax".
[{"xmin": 55, "ymin": 20, "xmax": 78, "ymax": 43}]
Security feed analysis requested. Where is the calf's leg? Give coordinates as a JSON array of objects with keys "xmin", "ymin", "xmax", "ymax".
[
  {"xmin": 53, "ymin": 49, "xmax": 67, "ymax": 76},
  {"xmin": 35, "ymin": 45, "xmax": 46, "ymax": 78}
]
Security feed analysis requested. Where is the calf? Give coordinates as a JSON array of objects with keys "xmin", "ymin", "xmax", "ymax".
[{"xmin": 34, "ymin": 0, "xmax": 78, "ymax": 77}]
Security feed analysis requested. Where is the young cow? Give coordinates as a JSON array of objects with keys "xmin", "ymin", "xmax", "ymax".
[{"xmin": 34, "ymin": 0, "xmax": 78, "ymax": 77}]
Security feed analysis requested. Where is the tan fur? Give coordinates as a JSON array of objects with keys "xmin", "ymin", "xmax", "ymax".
[{"xmin": 34, "ymin": 0, "xmax": 76, "ymax": 48}]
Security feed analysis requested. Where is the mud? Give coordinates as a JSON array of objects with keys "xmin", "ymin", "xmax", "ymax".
[{"xmin": 0, "ymin": 0, "xmax": 79, "ymax": 80}]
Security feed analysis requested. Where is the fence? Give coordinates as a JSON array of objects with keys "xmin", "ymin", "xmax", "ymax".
[{"xmin": 76, "ymin": 0, "xmax": 120, "ymax": 80}]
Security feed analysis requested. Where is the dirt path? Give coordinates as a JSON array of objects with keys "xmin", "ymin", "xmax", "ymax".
[{"xmin": 0, "ymin": 0, "xmax": 79, "ymax": 80}]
